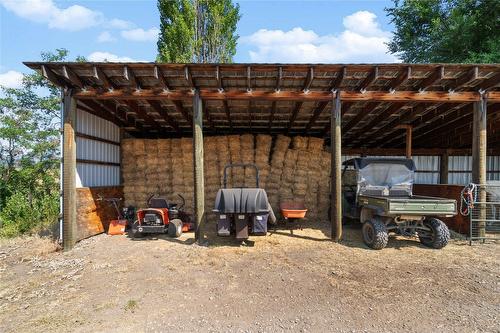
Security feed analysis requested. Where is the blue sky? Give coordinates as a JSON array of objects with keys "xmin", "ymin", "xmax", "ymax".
[{"xmin": 0, "ymin": 0, "xmax": 397, "ymax": 88}]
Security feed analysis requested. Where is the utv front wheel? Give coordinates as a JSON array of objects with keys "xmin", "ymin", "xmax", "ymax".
[
  {"xmin": 419, "ymin": 218, "xmax": 450, "ymax": 249},
  {"xmin": 362, "ymin": 218, "xmax": 388, "ymax": 250},
  {"xmin": 168, "ymin": 219, "xmax": 183, "ymax": 238}
]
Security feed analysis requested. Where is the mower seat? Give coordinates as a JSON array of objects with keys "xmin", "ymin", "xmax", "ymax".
[{"xmin": 149, "ymin": 198, "xmax": 169, "ymax": 208}]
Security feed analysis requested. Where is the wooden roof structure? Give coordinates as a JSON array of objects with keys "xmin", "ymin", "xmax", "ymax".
[{"xmin": 24, "ymin": 62, "xmax": 500, "ymax": 149}]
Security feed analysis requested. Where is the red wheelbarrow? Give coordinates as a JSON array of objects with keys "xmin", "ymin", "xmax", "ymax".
[{"xmin": 279, "ymin": 201, "xmax": 308, "ymax": 232}]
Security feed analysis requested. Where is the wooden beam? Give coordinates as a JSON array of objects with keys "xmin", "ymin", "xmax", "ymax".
[
  {"xmin": 343, "ymin": 147, "xmax": 500, "ymax": 156},
  {"xmin": 269, "ymin": 101, "xmax": 277, "ymax": 130},
  {"xmin": 193, "ymin": 89, "xmax": 205, "ymax": 243},
  {"xmin": 449, "ymin": 66, "xmax": 478, "ymax": 90},
  {"xmin": 204, "ymin": 104, "xmax": 215, "ymax": 132},
  {"xmin": 440, "ymin": 152, "xmax": 449, "ymax": 184},
  {"xmin": 357, "ymin": 66, "xmax": 378, "ymax": 91},
  {"xmin": 74, "ymin": 89, "xmax": 487, "ymax": 102},
  {"xmin": 247, "ymin": 66, "xmax": 252, "ymax": 91},
  {"xmin": 62, "ymin": 89, "xmax": 77, "ymax": 251},
  {"xmin": 185, "ymin": 66, "xmax": 194, "ymax": 88},
  {"xmin": 153, "ymin": 65, "xmax": 170, "ymax": 91},
  {"xmin": 343, "ymin": 102, "xmax": 379, "ymax": 134},
  {"xmin": 223, "ymin": 100, "xmax": 232, "ymax": 130},
  {"xmin": 329, "ymin": 66, "xmax": 346, "ymax": 90},
  {"xmin": 287, "ymin": 101, "xmax": 303, "ymax": 133},
  {"xmin": 216, "ymin": 66, "xmax": 223, "ymax": 90},
  {"xmin": 123, "ymin": 66, "xmax": 139, "ymax": 90},
  {"xmin": 41, "ymin": 65, "xmax": 65, "ymax": 87},
  {"xmin": 388, "ymin": 66, "xmax": 411, "ymax": 91},
  {"xmin": 122, "ymin": 100, "xmax": 160, "ymax": 129},
  {"xmin": 92, "ymin": 66, "xmax": 113, "ymax": 90},
  {"xmin": 147, "ymin": 100, "xmax": 182, "ymax": 134},
  {"xmin": 305, "ymin": 101, "xmax": 329, "ymax": 133},
  {"xmin": 347, "ymin": 102, "xmax": 405, "ymax": 142},
  {"xmin": 331, "ymin": 92, "xmax": 342, "ymax": 242},
  {"xmin": 276, "ymin": 67, "xmax": 283, "ymax": 91},
  {"xmin": 62, "ymin": 65, "xmax": 84, "ymax": 88},
  {"xmin": 477, "ymin": 72, "xmax": 500, "ymax": 91},
  {"xmin": 472, "ymin": 93, "xmax": 487, "ymax": 238},
  {"xmin": 419, "ymin": 66, "xmax": 444, "ymax": 91},
  {"xmin": 77, "ymin": 99, "xmax": 126, "ymax": 126},
  {"xmin": 172, "ymin": 100, "xmax": 192, "ymax": 124},
  {"xmin": 303, "ymin": 67, "xmax": 314, "ymax": 92},
  {"xmin": 77, "ymin": 159, "xmax": 120, "ymax": 167}
]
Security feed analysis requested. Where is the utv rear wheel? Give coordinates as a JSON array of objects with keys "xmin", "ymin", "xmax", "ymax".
[
  {"xmin": 362, "ymin": 218, "xmax": 388, "ymax": 250},
  {"xmin": 168, "ymin": 219, "xmax": 183, "ymax": 238},
  {"xmin": 419, "ymin": 218, "xmax": 450, "ymax": 249}
]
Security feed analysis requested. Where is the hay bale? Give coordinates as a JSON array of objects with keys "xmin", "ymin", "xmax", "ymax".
[{"xmin": 308, "ymin": 137, "xmax": 324, "ymax": 152}]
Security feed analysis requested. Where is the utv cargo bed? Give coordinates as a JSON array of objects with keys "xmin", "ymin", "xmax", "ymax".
[{"xmin": 358, "ymin": 194, "xmax": 457, "ymax": 216}]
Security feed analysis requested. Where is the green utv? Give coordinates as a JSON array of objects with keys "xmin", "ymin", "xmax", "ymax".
[{"xmin": 342, "ymin": 158, "xmax": 456, "ymax": 250}]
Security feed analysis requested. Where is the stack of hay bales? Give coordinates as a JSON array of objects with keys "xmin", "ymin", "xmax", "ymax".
[
  {"xmin": 255, "ymin": 134, "xmax": 272, "ymax": 189},
  {"xmin": 266, "ymin": 135, "xmax": 290, "ymax": 211},
  {"xmin": 317, "ymin": 150, "xmax": 332, "ymax": 220},
  {"xmin": 292, "ymin": 136, "xmax": 310, "ymax": 213},
  {"xmin": 305, "ymin": 137, "xmax": 324, "ymax": 220},
  {"xmin": 216, "ymin": 136, "xmax": 231, "ymax": 187},
  {"xmin": 121, "ymin": 139, "xmax": 148, "ymax": 207},
  {"xmin": 203, "ymin": 137, "xmax": 219, "ymax": 221},
  {"xmin": 180, "ymin": 138, "xmax": 194, "ymax": 212},
  {"xmin": 228, "ymin": 135, "xmax": 243, "ymax": 188},
  {"xmin": 144, "ymin": 139, "xmax": 160, "ymax": 198},
  {"xmin": 157, "ymin": 139, "xmax": 172, "ymax": 200},
  {"xmin": 170, "ymin": 138, "xmax": 185, "ymax": 207},
  {"xmin": 240, "ymin": 134, "xmax": 255, "ymax": 188}
]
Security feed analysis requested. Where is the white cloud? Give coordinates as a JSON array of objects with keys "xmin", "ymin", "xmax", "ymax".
[
  {"xmin": 121, "ymin": 27, "xmax": 160, "ymax": 42},
  {"xmin": 97, "ymin": 31, "xmax": 116, "ymax": 43},
  {"xmin": 106, "ymin": 18, "xmax": 135, "ymax": 30},
  {"xmin": 87, "ymin": 52, "xmax": 141, "ymax": 62},
  {"xmin": 243, "ymin": 11, "xmax": 399, "ymax": 63},
  {"xmin": 0, "ymin": 0, "xmax": 102, "ymax": 31},
  {"xmin": 0, "ymin": 70, "xmax": 24, "ymax": 89}
]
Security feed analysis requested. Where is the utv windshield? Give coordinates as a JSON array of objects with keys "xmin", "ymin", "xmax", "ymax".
[{"xmin": 359, "ymin": 162, "xmax": 414, "ymax": 188}]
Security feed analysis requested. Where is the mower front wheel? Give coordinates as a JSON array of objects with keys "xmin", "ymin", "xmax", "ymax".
[{"xmin": 168, "ymin": 219, "xmax": 183, "ymax": 238}]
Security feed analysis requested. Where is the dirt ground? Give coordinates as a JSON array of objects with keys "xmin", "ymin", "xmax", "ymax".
[{"xmin": 1, "ymin": 222, "xmax": 499, "ymax": 333}]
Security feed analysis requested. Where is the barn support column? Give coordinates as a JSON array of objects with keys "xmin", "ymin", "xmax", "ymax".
[
  {"xmin": 440, "ymin": 151, "xmax": 449, "ymax": 184},
  {"xmin": 193, "ymin": 89, "xmax": 205, "ymax": 243},
  {"xmin": 472, "ymin": 93, "xmax": 487, "ymax": 238},
  {"xmin": 330, "ymin": 91, "xmax": 342, "ymax": 241},
  {"xmin": 62, "ymin": 89, "xmax": 77, "ymax": 251}
]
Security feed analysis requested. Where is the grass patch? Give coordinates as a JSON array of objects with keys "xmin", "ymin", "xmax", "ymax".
[{"xmin": 124, "ymin": 299, "xmax": 138, "ymax": 312}]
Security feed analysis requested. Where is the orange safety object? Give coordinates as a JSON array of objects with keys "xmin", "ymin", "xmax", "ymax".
[
  {"xmin": 108, "ymin": 220, "xmax": 127, "ymax": 235},
  {"xmin": 280, "ymin": 201, "xmax": 308, "ymax": 219}
]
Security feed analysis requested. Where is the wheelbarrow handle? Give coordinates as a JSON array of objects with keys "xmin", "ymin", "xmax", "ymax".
[{"xmin": 223, "ymin": 163, "xmax": 260, "ymax": 188}]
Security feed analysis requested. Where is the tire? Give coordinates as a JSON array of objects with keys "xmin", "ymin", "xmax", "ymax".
[
  {"xmin": 130, "ymin": 221, "xmax": 143, "ymax": 238},
  {"xmin": 168, "ymin": 219, "xmax": 183, "ymax": 238},
  {"xmin": 419, "ymin": 218, "xmax": 450, "ymax": 249},
  {"xmin": 362, "ymin": 218, "xmax": 388, "ymax": 250}
]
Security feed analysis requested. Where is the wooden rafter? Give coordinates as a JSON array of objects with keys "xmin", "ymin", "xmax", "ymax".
[
  {"xmin": 62, "ymin": 65, "xmax": 84, "ymax": 88},
  {"xmin": 92, "ymin": 66, "xmax": 113, "ymax": 90},
  {"xmin": 172, "ymin": 100, "xmax": 192, "ymax": 124},
  {"xmin": 287, "ymin": 101, "xmax": 303, "ymax": 133},
  {"xmin": 247, "ymin": 66, "xmax": 252, "ymax": 91},
  {"xmin": 223, "ymin": 100, "xmax": 232, "ymax": 130},
  {"xmin": 153, "ymin": 65, "xmax": 170, "ymax": 91},
  {"xmin": 347, "ymin": 102, "xmax": 406, "ymax": 142},
  {"xmin": 77, "ymin": 100, "xmax": 125, "ymax": 126},
  {"xmin": 204, "ymin": 104, "xmax": 215, "ymax": 132},
  {"xmin": 147, "ymin": 100, "xmax": 182, "ymax": 134},
  {"xmin": 216, "ymin": 66, "xmax": 223, "ymax": 90},
  {"xmin": 448, "ymin": 66, "xmax": 478, "ymax": 90},
  {"xmin": 41, "ymin": 65, "xmax": 65, "ymax": 87},
  {"xmin": 305, "ymin": 101, "xmax": 329, "ymax": 134},
  {"xmin": 357, "ymin": 67, "xmax": 378, "ymax": 91},
  {"xmin": 477, "ymin": 72, "xmax": 500, "ymax": 91},
  {"xmin": 419, "ymin": 66, "xmax": 444, "ymax": 91},
  {"xmin": 122, "ymin": 100, "xmax": 160, "ymax": 129},
  {"xmin": 303, "ymin": 67, "xmax": 314, "ymax": 91},
  {"xmin": 269, "ymin": 101, "xmax": 277, "ymax": 130},
  {"xmin": 343, "ymin": 102, "xmax": 379, "ymax": 134},
  {"xmin": 329, "ymin": 66, "xmax": 346, "ymax": 90},
  {"xmin": 276, "ymin": 67, "xmax": 283, "ymax": 91},
  {"xmin": 185, "ymin": 66, "xmax": 194, "ymax": 88},
  {"xmin": 388, "ymin": 66, "xmax": 411, "ymax": 91},
  {"xmin": 124, "ymin": 66, "xmax": 139, "ymax": 90}
]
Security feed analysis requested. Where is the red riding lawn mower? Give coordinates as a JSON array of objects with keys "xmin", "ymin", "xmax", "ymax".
[{"xmin": 130, "ymin": 194, "xmax": 194, "ymax": 239}]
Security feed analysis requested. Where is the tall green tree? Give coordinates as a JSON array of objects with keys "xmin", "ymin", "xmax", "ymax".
[
  {"xmin": 157, "ymin": 0, "xmax": 241, "ymax": 63},
  {"xmin": 0, "ymin": 49, "xmax": 67, "ymax": 237},
  {"xmin": 386, "ymin": 0, "xmax": 500, "ymax": 63}
]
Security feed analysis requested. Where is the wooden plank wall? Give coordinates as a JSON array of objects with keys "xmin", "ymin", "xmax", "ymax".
[
  {"xmin": 76, "ymin": 186, "xmax": 124, "ymax": 241},
  {"xmin": 413, "ymin": 184, "xmax": 469, "ymax": 235}
]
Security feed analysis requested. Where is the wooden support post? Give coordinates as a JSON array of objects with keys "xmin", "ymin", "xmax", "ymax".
[
  {"xmin": 472, "ymin": 93, "xmax": 487, "ymax": 238},
  {"xmin": 62, "ymin": 89, "xmax": 77, "ymax": 251},
  {"xmin": 193, "ymin": 89, "xmax": 205, "ymax": 243},
  {"xmin": 331, "ymin": 91, "xmax": 342, "ymax": 242},
  {"xmin": 440, "ymin": 152, "xmax": 449, "ymax": 184},
  {"xmin": 406, "ymin": 126, "xmax": 412, "ymax": 159}
]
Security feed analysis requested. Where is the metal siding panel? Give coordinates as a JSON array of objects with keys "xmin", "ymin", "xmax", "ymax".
[
  {"xmin": 77, "ymin": 109, "xmax": 119, "ymax": 142},
  {"xmin": 76, "ymin": 163, "xmax": 120, "ymax": 187}
]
